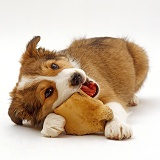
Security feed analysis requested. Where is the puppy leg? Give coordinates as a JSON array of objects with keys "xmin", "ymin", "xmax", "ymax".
[
  {"xmin": 41, "ymin": 113, "xmax": 66, "ymax": 138},
  {"xmin": 105, "ymin": 102, "xmax": 133, "ymax": 140}
]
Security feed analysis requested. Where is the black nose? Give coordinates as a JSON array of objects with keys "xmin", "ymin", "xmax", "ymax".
[{"xmin": 71, "ymin": 73, "xmax": 83, "ymax": 86}]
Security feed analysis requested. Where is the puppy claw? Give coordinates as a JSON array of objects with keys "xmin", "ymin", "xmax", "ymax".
[
  {"xmin": 105, "ymin": 120, "xmax": 133, "ymax": 140},
  {"xmin": 41, "ymin": 113, "xmax": 66, "ymax": 138}
]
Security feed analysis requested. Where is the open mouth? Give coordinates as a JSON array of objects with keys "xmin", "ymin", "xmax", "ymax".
[{"xmin": 81, "ymin": 81, "xmax": 99, "ymax": 97}]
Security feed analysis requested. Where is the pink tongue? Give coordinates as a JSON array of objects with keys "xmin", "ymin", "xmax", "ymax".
[{"xmin": 81, "ymin": 81, "xmax": 97, "ymax": 97}]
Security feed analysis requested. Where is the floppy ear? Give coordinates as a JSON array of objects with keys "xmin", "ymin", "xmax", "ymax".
[
  {"xmin": 8, "ymin": 98, "xmax": 24, "ymax": 125},
  {"xmin": 8, "ymin": 86, "xmax": 44, "ymax": 126},
  {"xmin": 8, "ymin": 87, "xmax": 31, "ymax": 125},
  {"xmin": 20, "ymin": 36, "xmax": 41, "ymax": 64},
  {"xmin": 8, "ymin": 96, "xmax": 36, "ymax": 125}
]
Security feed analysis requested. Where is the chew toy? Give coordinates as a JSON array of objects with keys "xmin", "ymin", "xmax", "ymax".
[{"xmin": 54, "ymin": 91, "xmax": 113, "ymax": 135}]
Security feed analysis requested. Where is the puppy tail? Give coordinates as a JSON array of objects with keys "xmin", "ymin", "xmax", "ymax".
[{"xmin": 126, "ymin": 41, "xmax": 149, "ymax": 92}]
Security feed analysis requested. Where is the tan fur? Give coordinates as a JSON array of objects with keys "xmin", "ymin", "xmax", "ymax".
[
  {"xmin": 41, "ymin": 58, "xmax": 74, "ymax": 76},
  {"xmin": 19, "ymin": 36, "xmax": 73, "ymax": 79},
  {"xmin": 62, "ymin": 37, "xmax": 149, "ymax": 106},
  {"xmin": 8, "ymin": 36, "xmax": 148, "ymax": 130}
]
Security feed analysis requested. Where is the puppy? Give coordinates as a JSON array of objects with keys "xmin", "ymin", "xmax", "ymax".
[{"xmin": 9, "ymin": 36, "xmax": 148, "ymax": 140}]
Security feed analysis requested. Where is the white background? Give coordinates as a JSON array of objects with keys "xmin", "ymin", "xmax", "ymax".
[{"xmin": 0, "ymin": 0, "xmax": 160, "ymax": 160}]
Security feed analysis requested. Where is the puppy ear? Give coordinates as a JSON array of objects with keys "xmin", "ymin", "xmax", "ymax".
[
  {"xmin": 20, "ymin": 36, "xmax": 41, "ymax": 63},
  {"xmin": 8, "ymin": 98, "xmax": 23, "ymax": 125},
  {"xmin": 8, "ymin": 86, "xmax": 43, "ymax": 126},
  {"xmin": 8, "ymin": 87, "xmax": 31, "ymax": 125},
  {"xmin": 26, "ymin": 36, "xmax": 41, "ymax": 53},
  {"xmin": 8, "ymin": 97, "xmax": 34, "ymax": 125}
]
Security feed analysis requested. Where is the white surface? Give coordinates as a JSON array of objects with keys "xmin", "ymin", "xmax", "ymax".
[{"xmin": 0, "ymin": 0, "xmax": 160, "ymax": 160}]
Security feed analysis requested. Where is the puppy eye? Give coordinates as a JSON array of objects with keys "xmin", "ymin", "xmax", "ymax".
[
  {"xmin": 51, "ymin": 63, "xmax": 59, "ymax": 70},
  {"xmin": 45, "ymin": 87, "xmax": 54, "ymax": 98}
]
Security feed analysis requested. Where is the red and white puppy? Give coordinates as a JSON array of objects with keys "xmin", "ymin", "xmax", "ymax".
[{"xmin": 9, "ymin": 36, "xmax": 148, "ymax": 140}]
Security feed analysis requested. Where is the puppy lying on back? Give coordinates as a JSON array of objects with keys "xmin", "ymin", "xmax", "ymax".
[{"xmin": 9, "ymin": 36, "xmax": 148, "ymax": 140}]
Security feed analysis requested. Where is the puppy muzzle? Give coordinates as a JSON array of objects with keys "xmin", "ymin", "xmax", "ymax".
[{"xmin": 70, "ymin": 73, "xmax": 84, "ymax": 86}]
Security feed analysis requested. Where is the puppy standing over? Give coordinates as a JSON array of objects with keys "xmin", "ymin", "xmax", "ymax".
[{"xmin": 8, "ymin": 36, "xmax": 148, "ymax": 140}]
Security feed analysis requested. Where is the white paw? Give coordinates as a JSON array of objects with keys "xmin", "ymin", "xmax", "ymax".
[
  {"xmin": 129, "ymin": 95, "xmax": 139, "ymax": 106},
  {"xmin": 41, "ymin": 113, "xmax": 66, "ymax": 138},
  {"xmin": 105, "ymin": 120, "xmax": 133, "ymax": 140}
]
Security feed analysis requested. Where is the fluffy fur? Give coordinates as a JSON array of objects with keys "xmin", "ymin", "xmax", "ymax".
[{"xmin": 9, "ymin": 36, "xmax": 148, "ymax": 140}]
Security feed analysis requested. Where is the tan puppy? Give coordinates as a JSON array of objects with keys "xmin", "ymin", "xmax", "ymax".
[{"xmin": 8, "ymin": 36, "xmax": 148, "ymax": 140}]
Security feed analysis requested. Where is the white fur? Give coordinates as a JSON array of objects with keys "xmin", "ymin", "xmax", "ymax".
[
  {"xmin": 106, "ymin": 102, "xmax": 128, "ymax": 121},
  {"xmin": 17, "ymin": 68, "xmax": 87, "ymax": 109},
  {"xmin": 105, "ymin": 102, "xmax": 133, "ymax": 140},
  {"xmin": 52, "ymin": 68, "xmax": 86, "ymax": 108},
  {"xmin": 41, "ymin": 113, "xmax": 66, "ymax": 138},
  {"xmin": 129, "ymin": 95, "xmax": 139, "ymax": 106},
  {"xmin": 17, "ymin": 68, "xmax": 86, "ymax": 90},
  {"xmin": 68, "ymin": 56, "xmax": 81, "ymax": 69},
  {"xmin": 17, "ymin": 76, "xmax": 35, "ymax": 90}
]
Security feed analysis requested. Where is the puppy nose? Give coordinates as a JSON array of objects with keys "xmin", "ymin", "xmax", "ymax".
[{"xmin": 71, "ymin": 73, "xmax": 83, "ymax": 86}]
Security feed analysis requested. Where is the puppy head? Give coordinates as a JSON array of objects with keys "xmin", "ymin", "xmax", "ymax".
[
  {"xmin": 19, "ymin": 36, "xmax": 99, "ymax": 97},
  {"xmin": 9, "ymin": 68, "xmax": 87, "ymax": 126},
  {"xmin": 9, "ymin": 36, "xmax": 99, "ymax": 126}
]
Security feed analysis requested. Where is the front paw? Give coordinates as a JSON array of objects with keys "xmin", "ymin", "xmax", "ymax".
[
  {"xmin": 41, "ymin": 113, "xmax": 66, "ymax": 138},
  {"xmin": 105, "ymin": 120, "xmax": 133, "ymax": 140}
]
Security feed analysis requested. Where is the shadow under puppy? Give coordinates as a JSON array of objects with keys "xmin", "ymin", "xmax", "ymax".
[{"xmin": 9, "ymin": 36, "xmax": 148, "ymax": 140}]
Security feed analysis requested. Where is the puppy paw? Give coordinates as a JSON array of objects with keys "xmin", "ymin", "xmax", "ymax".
[
  {"xmin": 105, "ymin": 120, "xmax": 133, "ymax": 140},
  {"xmin": 129, "ymin": 95, "xmax": 139, "ymax": 106},
  {"xmin": 41, "ymin": 113, "xmax": 66, "ymax": 138}
]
